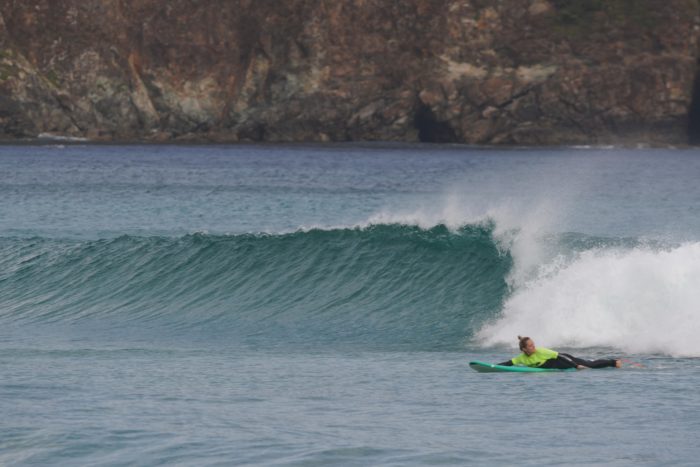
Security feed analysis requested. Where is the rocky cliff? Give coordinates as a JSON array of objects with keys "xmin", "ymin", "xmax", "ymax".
[{"xmin": 1, "ymin": 0, "xmax": 699, "ymax": 145}]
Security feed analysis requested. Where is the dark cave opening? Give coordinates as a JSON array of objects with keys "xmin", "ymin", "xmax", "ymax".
[
  {"xmin": 414, "ymin": 104, "xmax": 457, "ymax": 143},
  {"xmin": 688, "ymin": 66, "xmax": 700, "ymax": 145}
]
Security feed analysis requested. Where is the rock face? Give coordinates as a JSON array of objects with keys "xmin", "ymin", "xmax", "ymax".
[{"xmin": 1, "ymin": 0, "xmax": 699, "ymax": 145}]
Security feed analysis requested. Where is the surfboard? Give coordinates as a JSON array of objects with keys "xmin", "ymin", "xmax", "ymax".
[{"xmin": 469, "ymin": 360, "xmax": 576, "ymax": 373}]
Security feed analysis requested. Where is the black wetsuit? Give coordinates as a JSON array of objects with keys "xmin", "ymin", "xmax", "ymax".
[{"xmin": 499, "ymin": 353, "xmax": 617, "ymax": 369}]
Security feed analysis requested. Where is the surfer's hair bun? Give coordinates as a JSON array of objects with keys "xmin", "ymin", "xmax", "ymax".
[{"xmin": 518, "ymin": 335, "xmax": 531, "ymax": 351}]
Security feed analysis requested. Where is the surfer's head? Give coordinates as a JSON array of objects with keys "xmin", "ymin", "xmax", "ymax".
[{"xmin": 518, "ymin": 335, "xmax": 535, "ymax": 355}]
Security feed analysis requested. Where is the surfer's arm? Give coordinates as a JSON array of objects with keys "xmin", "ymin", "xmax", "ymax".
[{"xmin": 497, "ymin": 360, "xmax": 514, "ymax": 366}]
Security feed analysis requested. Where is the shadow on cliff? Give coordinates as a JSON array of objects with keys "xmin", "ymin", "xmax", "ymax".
[
  {"xmin": 414, "ymin": 104, "xmax": 457, "ymax": 143},
  {"xmin": 688, "ymin": 67, "xmax": 700, "ymax": 145}
]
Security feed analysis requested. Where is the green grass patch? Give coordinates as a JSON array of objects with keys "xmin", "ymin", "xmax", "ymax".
[
  {"xmin": 550, "ymin": 0, "xmax": 656, "ymax": 38},
  {"xmin": 0, "ymin": 63, "xmax": 18, "ymax": 81},
  {"xmin": 45, "ymin": 69, "xmax": 60, "ymax": 87},
  {"xmin": 0, "ymin": 49, "xmax": 16, "ymax": 60}
]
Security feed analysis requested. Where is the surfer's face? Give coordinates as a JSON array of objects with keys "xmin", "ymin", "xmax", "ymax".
[{"xmin": 523, "ymin": 339, "xmax": 536, "ymax": 355}]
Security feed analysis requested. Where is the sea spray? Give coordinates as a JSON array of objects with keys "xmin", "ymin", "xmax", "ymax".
[
  {"xmin": 476, "ymin": 242, "xmax": 700, "ymax": 357},
  {"xmin": 364, "ymin": 192, "xmax": 567, "ymax": 288}
]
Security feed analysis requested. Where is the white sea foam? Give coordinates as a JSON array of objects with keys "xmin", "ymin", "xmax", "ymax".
[{"xmin": 476, "ymin": 242, "xmax": 700, "ymax": 357}]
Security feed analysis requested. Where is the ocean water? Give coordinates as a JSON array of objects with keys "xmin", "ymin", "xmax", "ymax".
[{"xmin": 1, "ymin": 143, "xmax": 700, "ymax": 466}]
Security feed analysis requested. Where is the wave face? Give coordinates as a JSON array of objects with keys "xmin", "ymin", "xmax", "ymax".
[{"xmin": 0, "ymin": 224, "xmax": 511, "ymax": 350}]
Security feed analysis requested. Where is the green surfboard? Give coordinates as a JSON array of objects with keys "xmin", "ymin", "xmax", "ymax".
[{"xmin": 469, "ymin": 360, "xmax": 576, "ymax": 373}]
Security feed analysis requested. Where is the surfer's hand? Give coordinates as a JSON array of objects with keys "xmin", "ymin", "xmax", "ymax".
[{"xmin": 576, "ymin": 365, "xmax": 588, "ymax": 370}]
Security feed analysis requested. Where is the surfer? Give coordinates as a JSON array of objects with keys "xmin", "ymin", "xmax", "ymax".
[{"xmin": 498, "ymin": 336, "xmax": 622, "ymax": 370}]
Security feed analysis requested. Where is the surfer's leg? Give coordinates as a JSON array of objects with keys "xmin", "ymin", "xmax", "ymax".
[
  {"xmin": 584, "ymin": 359, "xmax": 619, "ymax": 368},
  {"xmin": 560, "ymin": 353, "xmax": 618, "ymax": 368},
  {"xmin": 538, "ymin": 356, "xmax": 577, "ymax": 369}
]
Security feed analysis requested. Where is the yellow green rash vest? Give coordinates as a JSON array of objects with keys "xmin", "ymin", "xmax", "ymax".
[{"xmin": 511, "ymin": 347, "xmax": 558, "ymax": 367}]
